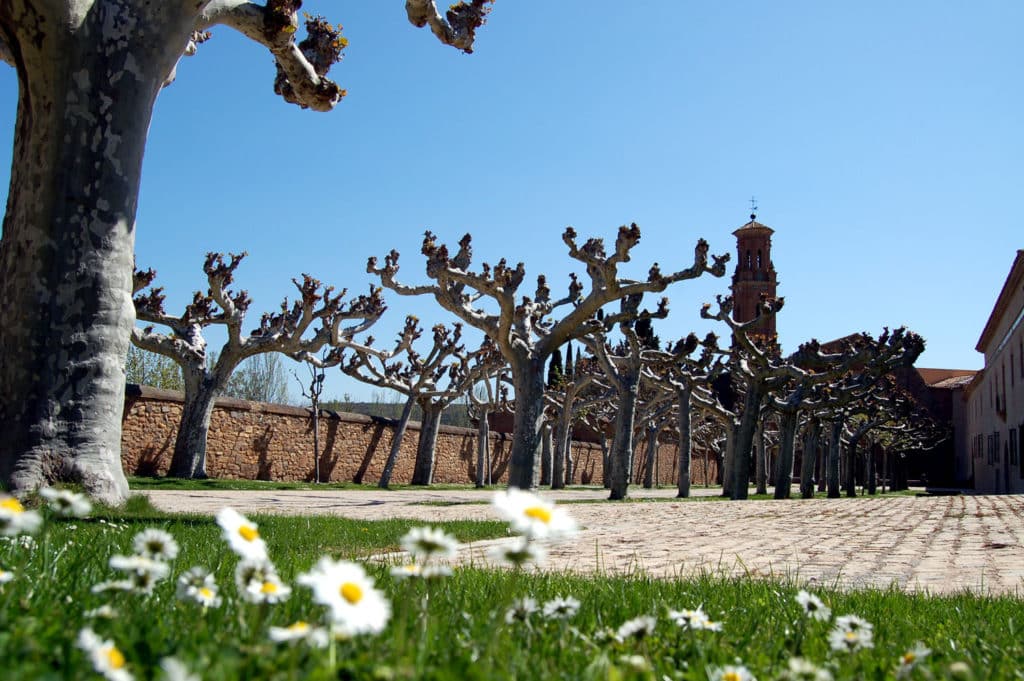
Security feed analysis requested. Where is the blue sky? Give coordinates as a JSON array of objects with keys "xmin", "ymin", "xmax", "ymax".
[{"xmin": 1, "ymin": 2, "xmax": 1021, "ymax": 402}]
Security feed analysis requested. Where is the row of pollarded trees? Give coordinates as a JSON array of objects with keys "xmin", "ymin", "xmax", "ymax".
[
  {"xmin": 126, "ymin": 223, "xmax": 729, "ymax": 488},
  {"xmin": 128, "ymin": 224, "xmax": 940, "ymax": 500}
]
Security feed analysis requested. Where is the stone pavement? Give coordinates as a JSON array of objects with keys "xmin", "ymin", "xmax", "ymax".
[{"xmin": 143, "ymin": 487, "xmax": 1024, "ymax": 596}]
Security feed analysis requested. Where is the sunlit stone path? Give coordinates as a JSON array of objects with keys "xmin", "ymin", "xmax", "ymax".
[{"xmin": 144, "ymin": 488, "xmax": 1024, "ymax": 596}]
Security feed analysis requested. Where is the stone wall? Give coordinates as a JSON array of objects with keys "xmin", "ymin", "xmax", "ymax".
[{"xmin": 121, "ymin": 385, "xmax": 718, "ymax": 487}]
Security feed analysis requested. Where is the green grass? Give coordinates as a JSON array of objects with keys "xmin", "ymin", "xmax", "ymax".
[{"xmin": 1, "ymin": 499, "xmax": 1018, "ymax": 680}]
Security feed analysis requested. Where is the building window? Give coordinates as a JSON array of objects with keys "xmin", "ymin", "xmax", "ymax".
[
  {"xmin": 745, "ymin": 250, "xmax": 752, "ymax": 269},
  {"xmin": 757, "ymin": 249, "xmax": 763, "ymax": 269}
]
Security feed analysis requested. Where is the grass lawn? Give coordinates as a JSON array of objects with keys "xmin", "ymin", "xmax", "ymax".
[{"xmin": 1, "ymin": 491, "xmax": 1017, "ymax": 680}]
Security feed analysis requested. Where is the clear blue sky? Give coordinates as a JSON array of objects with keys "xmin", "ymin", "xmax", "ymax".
[{"xmin": 1, "ymin": 2, "xmax": 1021, "ymax": 402}]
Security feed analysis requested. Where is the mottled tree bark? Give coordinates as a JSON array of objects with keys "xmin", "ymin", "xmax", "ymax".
[
  {"xmin": 0, "ymin": 2, "xmax": 195, "ymax": 503},
  {"xmin": 730, "ymin": 384, "xmax": 764, "ymax": 500},
  {"xmin": 773, "ymin": 410, "xmax": 799, "ymax": 499},
  {"xmin": 539, "ymin": 422, "xmax": 553, "ymax": 486},
  {"xmin": 379, "ymin": 395, "xmax": 416, "ymax": 489},
  {"xmin": 474, "ymin": 405, "xmax": 491, "ymax": 488},
  {"xmin": 675, "ymin": 386, "xmax": 692, "ymax": 498},
  {"xmin": 826, "ymin": 416, "xmax": 843, "ymax": 498},
  {"xmin": 642, "ymin": 422, "xmax": 658, "ymax": 489},
  {"xmin": 551, "ymin": 404, "xmax": 572, "ymax": 490},
  {"xmin": 799, "ymin": 418, "xmax": 821, "ymax": 499},
  {"xmin": 608, "ymin": 383, "xmax": 639, "ymax": 500},
  {"xmin": 170, "ymin": 372, "xmax": 228, "ymax": 478},
  {"xmin": 508, "ymin": 357, "xmax": 547, "ymax": 489},
  {"xmin": 755, "ymin": 419, "xmax": 768, "ymax": 495},
  {"xmin": 411, "ymin": 401, "xmax": 444, "ymax": 486}
]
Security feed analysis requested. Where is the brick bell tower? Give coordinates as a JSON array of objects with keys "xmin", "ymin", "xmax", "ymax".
[{"xmin": 731, "ymin": 209, "xmax": 778, "ymax": 342}]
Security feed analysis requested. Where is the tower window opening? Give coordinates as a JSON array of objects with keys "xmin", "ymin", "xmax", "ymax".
[
  {"xmin": 757, "ymin": 249, "xmax": 762, "ymax": 269},
  {"xmin": 745, "ymin": 250, "xmax": 751, "ymax": 269}
]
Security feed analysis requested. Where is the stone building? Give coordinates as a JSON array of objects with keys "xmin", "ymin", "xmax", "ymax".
[
  {"xmin": 730, "ymin": 213, "xmax": 778, "ymax": 341},
  {"xmin": 965, "ymin": 250, "xmax": 1024, "ymax": 493}
]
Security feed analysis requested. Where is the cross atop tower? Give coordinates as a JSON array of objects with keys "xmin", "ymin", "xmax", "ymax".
[{"xmin": 749, "ymin": 196, "xmax": 758, "ymax": 221}]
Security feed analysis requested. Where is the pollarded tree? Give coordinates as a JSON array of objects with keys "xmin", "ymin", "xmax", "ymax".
[
  {"xmin": 643, "ymin": 332, "xmax": 718, "ymax": 497},
  {"xmin": 701, "ymin": 294, "xmax": 796, "ymax": 499},
  {"xmin": 132, "ymin": 252, "xmax": 384, "ymax": 478},
  {"xmin": 0, "ymin": 1, "xmax": 492, "ymax": 503},
  {"xmin": 369, "ymin": 225, "xmax": 729, "ymax": 489},
  {"xmin": 465, "ymin": 347, "xmax": 511, "ymax": 488},
  {"xmin": 342, "ymin": 318, "xmax": 502, "ymax": 487},
  {"xmin": 545, "ymin": 355, "xmax": 611, "ymax": 490}
]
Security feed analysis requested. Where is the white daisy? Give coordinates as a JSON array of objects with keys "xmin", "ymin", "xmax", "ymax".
[
  {"xmin": 829, "ymin": 622, "xmax": 874, "ymax": 652},
  {"xmin": 399, "ymin": 526, "xmax": 460, "ymax": 562},
  {"xmin": 487, "ymin": 536, "xmax": 548, "ymax": 567},
  {"xmin": 492, "ymin": 488, "xmax": 578, "ymax": 541},
  {"xmin": 216, "ymin": 507, "xmax": 268, "ymax": 561},
  {"xmin": 615, "ymin": 615, "xmax": 657, "ymax": 642},
  {"xmin": 0, "ymin": 567, "xmax": 12, "ymax": 585},
  {"xmin": 269, "ymin": 621, "xmax": 330, "ymax": 648},
  {"xmin": 109, "ymin": 554, "xmax": 171, "ymax": 581},
  {"xmin": 132, "ymin": 529, "xmax": 179, "ymax": 562},
  {"xmin": 160, "ymin": 657, "xmax": 200, "ymax": 681},
  {"xmin": 234, "ymin": 559, "xmax": 290, "ymax": 604},
  {"xmin": 0, "ymin": 495, "xmax": 43, "ymax": 536},
  {"xmin": 781, "ymin": 657, "xmax": 834, "ymax": 681},
  {"xmin": 177, "ymin": 567, "xmax": 222, "ymax": 608},
  {"xmin": 389, "ymin": 563, "xmax": 452, "ymax": 580},
  {"xmin": 795, "ymin": 590, "xmax": 831, "ymax": 621},
  {"xmin": 668, "ymin": 607, "xmax": 706, "ymax": 628},
  {"xmin": 244, "ymin": 573, "xmax": 292, "ymax": 604},
  {"xmin": 504, "ymin": 596, "xmax": 539, "ymax": 624},
  {"xmin": 541, "ymin": 595, "xmax": 580, "ymax": 620},
  {"xmin": 77, "ymin": 628, "xmax": 133, "ymax": 681},
  {"xmin": 896, "ymin": 642, "xmax": 931, "ymax": 678},
  {"xmin": 39, "ymin": 487, "xmax": 92, "ymax": 517},
  {"xmin": 708, "ymin": 664, "xmax": 756, "ymax": 681},
  {"xmin": 84, "ymin": 605, "xmax": 119, "ymax": 620},
  {"xmin": 297, "ymin": 557, "xmax": 391, "ymax": 637}
]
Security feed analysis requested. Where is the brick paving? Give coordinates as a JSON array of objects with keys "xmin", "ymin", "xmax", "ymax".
[{"xmin": 143, "ymin": 488, "xmax": 1024, "ymax": 596}]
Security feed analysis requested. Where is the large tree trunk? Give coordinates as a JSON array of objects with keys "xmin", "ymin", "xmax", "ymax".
[
  {"xmin": 720, "ymin": 426, "xmax": 735, "ymax": 496},
  {"xmin": 642, "ymin": 422, "xmax": 658, "ymax": 489},
  {"xmin": 539, "ymin": 422, "xmax": 553, "ymax": 486},
  {"xmin": 0, "ymin": 4, "xmax": 193, "ymax": 504},
  {"xmin": 867, "ymin": 441, "xmax": 878, "ymax": 495},
  {"xmin": 411, "ymin": 402, "xmax": 444, "ymax": 485},
  {"xmin": 826, "ymin": 416, "xmax": 843, "ymax": 498},
  {"xmin": 551, "ymin": 395, "xmax": 573, "ymax": 490},
  {"xmin": 799, "ymin": 418, "xmax": 820, "ymax": 499},
  {"xmin": 474, "ymin": 406, "xmax": 491, "ymax": 488},
  {"xmin": 608, "ymin": 382, "xmax": 639, "ymax": 500},
  {"xmin": 773, "ymin": 410, "xmax": 799, "ymax": 499},
  {"xmin": 755, "ymin": 419, "xmax": 768, "ymax": 495},
  {"xmin": 730, "ymin": 383, "xmax": 764, "ymax": 500},
  {"xmin": 169, "ymin": 373, "xmax": 223, "ymax": 479},
  {"xmin": 507, "ymin": 356, "xmax": 547, "ymax": 489},
  {"xmin": 675, "ymin": 387, "xmax": 692, "ymax": 498},
  {"xmin": 844, "ymin": 434, "xmax": 862, "ymax": 497},
  {"xmin": 379, "ymin": 395, "xmax": 416, "ymax": 489}
]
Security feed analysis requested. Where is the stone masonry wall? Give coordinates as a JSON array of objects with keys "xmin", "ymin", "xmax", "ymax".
[{"xmin": 121, "ymin": 385, "xmax": 718, "ymax": 487}]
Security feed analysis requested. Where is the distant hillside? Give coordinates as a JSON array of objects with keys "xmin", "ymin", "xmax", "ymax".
[{"xmin": 319, "ymin": 401, "xmax": 473, "ymax": 429}]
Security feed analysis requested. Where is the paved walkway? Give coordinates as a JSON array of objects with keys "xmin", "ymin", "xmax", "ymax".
[{"xmin": 143, "ymin": 488, "xmax": 1024, "ymax": 596}]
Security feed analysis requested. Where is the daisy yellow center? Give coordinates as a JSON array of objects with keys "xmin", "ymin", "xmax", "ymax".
[
  {"xmin": 288, "ymin": 621, "xmax": 309, "ymax": 632},
  {"xmin": 340, "ymin": 582, "xmax": 363, "ymax": 604},
  {"xmin": 260, "ymin": 581, "xmax": 279, "ymax": 594},
  {"xmin": 0, "ymin": 498, "xmax": 24, "ymax": 513},
  {"xmin": 902, "ymin": 653, "xmax": 916, "ymax": 664},
  {"xmin": 238, "ymin": 524, "xmax": 259, "ymax": 542},
  {"xmin": 105, "ymin": 646, "xmax": 126, "ymax": 670},
  {"xmin": 524, "ymin": 506, "xmax": 552, "ymax": 524},
  {"xmin": 198, "ymin": 587, "xmax": 214, "ymax": 599},
  {"xmin": 722, "ymin": 672, "xmax": 741, "ymax": 681}
]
